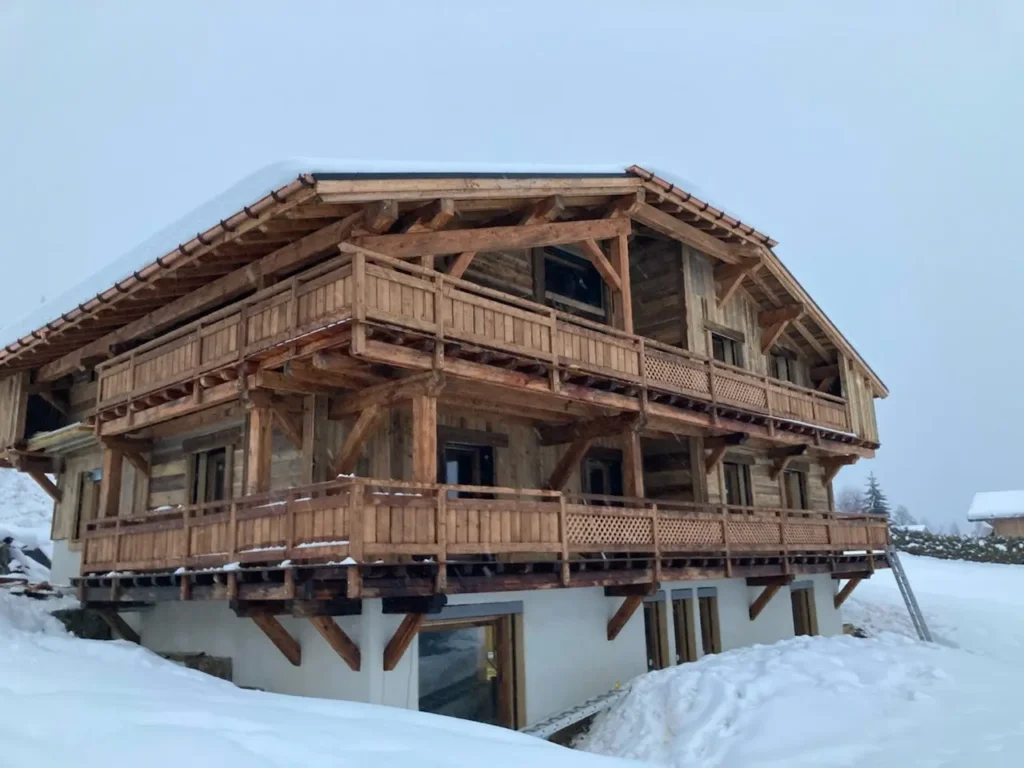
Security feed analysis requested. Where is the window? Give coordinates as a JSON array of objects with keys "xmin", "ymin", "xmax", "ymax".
[
  {"xmin": 442, "ymin": 443, "xmax": 495, "ymax": 498},
  {"xmin": 698, "ymin": 594, "xmax": 722, "ymax": 654},
  {"xmin": 581, "ymin": 453, "xmax": 624, "ymax": 498},
  {"xmin": 542, "ymin": 247, "xmax": 606, "ymax": 317},
  {"xmin": 771, "ymin": 352, "xmax": 798, "ymax": 384},
  {"xmin": 74, "ymin": 469, "xmax": 102, "ymax": 539},
  {"xmin": 722, "ymin": 461, "xmax": 753, "ymax": 507},
  {"xmin": 782, "ymin": 469, "xmax": 808, "ymax": 510},
  {"xmin": 711, "ymin": 333, "xmax": 743, "ymax": 367},
  {"xmin": 791, "ymin": 585, "xmax": 819, "ymax": 636},
  {"xmin": 672, "ymin": 596, "xmax": 698, "ymax": 664},
  {"xmin": 189, "ymin": 447, "xmax": 230, "ymax": 504},
  {"xmin": 419, "ymin": 614, "xmax": 521, "ymax": 728},
  {"xmin": 643, "ymin": 601, "xmax": 670, "ymax": 671}
]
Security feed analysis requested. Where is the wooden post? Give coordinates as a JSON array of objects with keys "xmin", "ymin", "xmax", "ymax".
[
  {"xmin": 435, "ymin": 489, "xmax": 448, "ymax": 592},
  {"xmin": 622, "ymin": 430, "xmax": 644, "ymax": 499},
  {"xmin": 558, "ymin": 494, "xmax": 570, "ymax": 587},
  {"xmin": 98, "ymin": 446, "xmax": 124, "ymax": 519},
  {"xmin": 611, "ymin": 233, "xmax": 633, "ymax": 334},
  {"xmin": 301, "ymin": 394, "xmax": 329, "ymax": 483},
  {"xmin": 347, "ymin": 480, "xmax": 364, "ymax": 599},
  {"xmin": 383, "ymin": 613, "xmax": 426, "ymax": 671},
  {"xmin": 411, "ymin": 395, "xmax": 437, "ymax": 483},
  {"xmin": 245, "ymin": 404, "xmax": 274, "ymax": 494}
]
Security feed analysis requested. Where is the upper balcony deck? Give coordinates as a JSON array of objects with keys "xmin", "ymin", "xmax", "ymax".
[{"xmin": 93, "ymin": 249, "xmax": 862, "ymax": 447}]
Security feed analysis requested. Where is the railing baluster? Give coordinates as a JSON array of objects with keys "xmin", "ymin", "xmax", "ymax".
[
  {"xmin": 558, "ymin": 494, "xmax": 570, "ymax": 586},
  {"xmin": 228, "ymin": 500, "xmax": 237, "ymax": 560}
]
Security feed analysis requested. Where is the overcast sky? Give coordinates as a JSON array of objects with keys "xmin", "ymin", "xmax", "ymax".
[{"xmin": 2, "ymin": 1, "xmax": 1021, "ymax": 528}]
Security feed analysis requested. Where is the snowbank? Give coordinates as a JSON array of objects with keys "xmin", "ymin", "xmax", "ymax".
[
  {"xmin": 582, "ymin": 554, "xmax": 1024, "ymax": 767},
  {"xmin": 0, "ymin": 592, "xmax": 632, "ymax": 768},
  {"xmin": 0, "ymin": 468, "xmax": 54, "ymax": 582}
]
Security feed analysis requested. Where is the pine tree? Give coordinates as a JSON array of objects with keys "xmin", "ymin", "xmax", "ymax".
[{"xmin": 862, "ymin": 472, "xmax": 890, "ymax": 516}]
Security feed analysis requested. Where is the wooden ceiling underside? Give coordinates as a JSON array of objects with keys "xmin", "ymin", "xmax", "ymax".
[{"xmin": 0, "ymin": 167, "xmax": 884, "ymax": 396}]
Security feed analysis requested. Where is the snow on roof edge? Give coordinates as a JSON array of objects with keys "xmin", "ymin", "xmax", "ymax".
[
  {"xmin": 967, "ymin": 490, "xmax": 1024, "ymax": 521},
  {"xmin": 0, "ymin": 158, "xmax": 642, "ymax": 351}
]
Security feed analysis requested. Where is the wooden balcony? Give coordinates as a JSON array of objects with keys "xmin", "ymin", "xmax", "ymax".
[
  {"xmin": 94, "ymin": 249, "xmax": 855, "ymax": 441},
  {"xmin": 79, "ymin": 477, "xmax": 890, "ymax": 600}
]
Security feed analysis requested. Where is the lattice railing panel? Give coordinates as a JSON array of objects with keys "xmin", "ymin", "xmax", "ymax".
[
  {"xmin": 714, "ymin": 373, "xmax": 769, "ymax": 409},
  {"xmin": 566, "ymin": 512, "xmax": 653, "ymax": 547},
  {"xmin": 644, "ymin": 351, "xmax": 711, "ymax": 396},
  {"xmin": 658, "ymin": 516, "xmax": 723, "ymax": 547},
  {"xmin": 784, "ymin": 522, "xmax": 829, "ymax": 545},
  {"xmin": 727, "ymin": 518, "xmax": 781, "ymax": 545}
]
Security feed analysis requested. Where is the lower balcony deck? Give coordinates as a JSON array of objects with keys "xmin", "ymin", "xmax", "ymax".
[{"xmin": 74, "ymin": 477, "xmax": 890, "ymax": 608}]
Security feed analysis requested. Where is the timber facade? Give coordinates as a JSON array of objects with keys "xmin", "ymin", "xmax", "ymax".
[{"xmin": 0, "ymin": 165, "xmax": 888, "ymax": 727}]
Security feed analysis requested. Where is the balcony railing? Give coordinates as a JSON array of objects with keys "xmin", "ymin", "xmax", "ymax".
[
  {"xmin": 80, "ymin": 477, "xmax": 889, "ymax": 576},
  {"xmin": 95, "ymin": 249, "xmax": 853, "ymax": 436}
]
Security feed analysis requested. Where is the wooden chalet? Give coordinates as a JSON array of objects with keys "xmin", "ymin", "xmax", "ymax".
[{"xmin": 0, "ymin": 164, "xmax": 888, "ymax": 716}]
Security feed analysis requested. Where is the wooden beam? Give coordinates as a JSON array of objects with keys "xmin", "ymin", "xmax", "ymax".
[
  {"xmin": 98, "ymin": 447, "xmax": 124, "ymax": 518},
  {"xmin": 749, "ymin": 583, "xmax": 783, "ymax": 620},
  {"xmin": 97, "ymin": 610, "xmax": 140, "ymax": 644},
  {"xmin": 308, "ymin": 616, "xmax": 361, "ymax": 671},
  {"xmin": 27, "ymin": 470, "xmax": 61, "ymax": 503},
  {"xmin": 251, "ymin": 613, "xmax": 301, "ymax": 666},
  {"xmin": 447, "ymin": 251, "xmax": 478, "ymax": 280},
  {"xmin": 383, "ymin": 613, "xmax": 426, "ymax": 671},
  {"xmin": 622, "ymin": 430, "xmax": 644, "ymax": 498},
  {"xmin": 607, "ymin": 595, "xmax": 643, "ymax": 641},
  {"xmin": 821, "ymin": 455, "xmax": 857, "ymax": 485},
  {"xmin": 364, "ymin": 200, "xmax": 399, "ymax": 234},
  {"xmin": 538, "ymin": 412, "xmax": 644, "ymax": 445},
  {"xmin": 704, "ymin": 433, "xmax": 747, "ymax": 474},
  {"xmin": 610, "ymin": 233, "xmax": 633, "ymax": 333},
  {"xmin": 630, "ymin": 202, "xmax": 739, "ymax": 263},
  {"xmin": 412, "ymin": 394, "xmax": 438, "ymax": 483},
  {"xmin": 769, "ymin": 445, "xmax": 808, "ymax": 481},
  {"xmin": 714, "ymin": 256, "xmax": 762, "ymax": 308},
  {"xmin": 245, "ymin": 404, "xmax": 274, "ymax": 494},
  {"xmin": 332, "ymin": 405, "xmax": 383, "ymax": 476},
  {"xmin": 759, "ymin": 305, "xmax": 806, "ymax": 327},
  {"xmin": 247, "ymin": 389, "xmax": 303, "ymax": 450},
  {"xmin": 254, "ymin": 369, "xmax": 333, "ymax": 396},
  {"xmin": 398, "ymin": 198, "xmax": 455, "ymax": 233},
  {"xmin": 329, "ymin": 372, "xmax": 444, "ymax": 419},
  {"xmin": 38, "ymin": 212, "xmax": 363, "ymax": 382},
  {"xmin": 578, "ymin": 238, "xmax": 622, "ymax": 293},
  {"xmin": 546, "ymin": 435, "xmax": 595, "ymax": 491},
  {"xmin": 519, "ymin": 195, "xmax": 565, "ymax": 226},
  {"xmin": 833, "ymin": 577, "xmax": 863, "ymax": 609},
  {"xmin": 286, "ymin": 359, "xmax": 374, "ymax": 389},
  {"xmin": 355, "ymin": 217, "xmax": 631, "ymax": 259}
]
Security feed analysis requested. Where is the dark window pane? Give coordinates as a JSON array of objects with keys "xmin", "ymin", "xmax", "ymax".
[{"xmin": 544, "ymin": 248, "xmax": 604, "ymax": 310}]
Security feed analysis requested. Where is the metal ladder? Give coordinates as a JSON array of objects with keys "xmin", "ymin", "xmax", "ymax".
[{"xmin": 887, "ymin": 546, "xmax": 932, "ymax": 642}]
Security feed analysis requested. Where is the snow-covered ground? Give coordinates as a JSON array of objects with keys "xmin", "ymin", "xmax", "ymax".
[
  {"xmin": 581, "ymin": 554, "xmax": 1024, "ymax": 767},
  {"xmin": 0, "ymin": 591, "xmax": 635, "ymax": 767}
]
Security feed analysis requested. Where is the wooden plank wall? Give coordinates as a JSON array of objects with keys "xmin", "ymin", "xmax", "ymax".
[
  {"xmin": 685, "ymin": 247, "xmax": 812, "ymax": 386},
  {"xmin": 991, "ymin": 519, "xmax": 1024, "ymax": 538},
  {"xmin": 51, "ymin": 448, "xmax": 101, "ymax": 542},
  {"xmin": 0, "ymin": 372, "xmax": 28, "ymax": 448},
  {"xmin": 842, "ymin": 356, "xmax": 880, "ymax": 443},
  {"xmin": 705, "ymin": 448, "xmax": 830, "ymax": 510},
  {"xmin": 630, "ymin": 239, "xmax": 686, "ymax": 346}
]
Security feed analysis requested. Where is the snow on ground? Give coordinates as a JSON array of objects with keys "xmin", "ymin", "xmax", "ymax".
[
  {"xmin": 582, "ymin": 554, "xmax": 1024, "ymax": 767},
  {"xmin": 0, "ymin": 468, "xmax": 54, "ymax": 582},
  {"xmin": 0, "ymin": 591, "xmax": 634, "ymax": 768}
]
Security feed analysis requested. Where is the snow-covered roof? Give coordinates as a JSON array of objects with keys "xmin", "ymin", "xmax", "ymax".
[
  {"xmin": 967, "ymin": 490, "xmax": 1024, "ymax": 521},
  {"xmin": 0, "ymin": 159, "xmax": 649, "ymax": 351}
]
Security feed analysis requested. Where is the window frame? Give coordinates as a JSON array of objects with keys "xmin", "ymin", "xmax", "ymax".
[
  {"xmin": 710, "ymin": 332, "xmax": 744, "ymax": 368},
  {"xmin": 698, "ymin": 594, "xmax": 722, "ymax": 654},
  {"xmin": 770, "ymin": 349, "xmax": 799, "ymax": 384},
  {"xmin": 672, "ymin": 596, "xmax": 698, "ymax": 664},
  {"xmin": 643, "ymin": 600, "xmax": 670, "ymax": 671},
  {"xmin": 188, "ymin": 444, "xmax": 234, "ymax": 505},
  {"xmin": 539, "ymin": 246, "xmax": 608, "ymax": 320},
  {"xmin": 781, "ymin": 468, "xmax": 809, "ymax": 510},
  {"xmin": 722, "ymin": 460, "xmax": 754, "ymax": 507}
]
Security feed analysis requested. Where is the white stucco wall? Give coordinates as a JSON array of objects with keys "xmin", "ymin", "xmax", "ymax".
[
  {"xmin": 135, "ymin": 585, "xmax": 648, "ymax": 726},
  {"xmin": 124, "ymin": 572, "xmax": 840, "ymax": 726}
]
